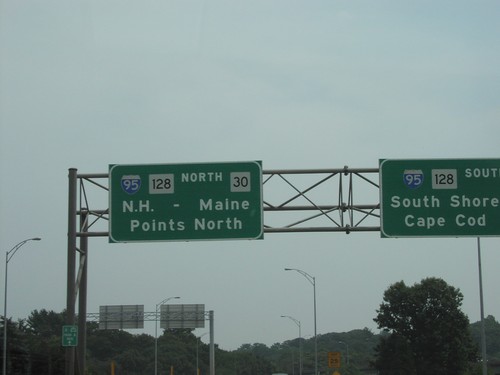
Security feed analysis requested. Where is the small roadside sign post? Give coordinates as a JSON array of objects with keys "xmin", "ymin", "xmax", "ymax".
[
  {"xmin": 62, "ymin": 325, "xmax": 78, "ymax": 347},
  {"xmin": 328, "ymin": 351, "xmax": 341, "ymax": 368},
  {"xmin": 109, "ymin": 161, "xmax": 263, "ymax": 242},
  {"xmin": 380, "ymin": 158, "xmax": 500, "ymax": 237}
]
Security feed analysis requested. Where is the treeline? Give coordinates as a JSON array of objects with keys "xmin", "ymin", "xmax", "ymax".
[{"xmin": 1, "ymin": 309, "xmax": 500, "ymax": 375}]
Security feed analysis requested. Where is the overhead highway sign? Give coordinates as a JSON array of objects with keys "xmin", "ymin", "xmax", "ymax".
[
  {"xmin": 109, "ymin": 161, "xmax": 263, "ymax": 242},
  {"xmin": 380, "ymin": 158, "xmax": 500, "ymax": 237}
]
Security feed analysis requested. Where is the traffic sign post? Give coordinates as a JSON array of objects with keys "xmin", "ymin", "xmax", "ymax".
[
  {"xmin": 109, "ymin": 161, "xmax": 263, "ymax": 242},
  {"xmin": 328, "ymin": 351, "xmax": 341, "ymax": 368},
  {"xmin": 380, "ymin": 159, "xmax": 500, "ymax": 237},
  {"xmin": 62, "ymin": 325, "xmax": 78, "ymax": 347}
]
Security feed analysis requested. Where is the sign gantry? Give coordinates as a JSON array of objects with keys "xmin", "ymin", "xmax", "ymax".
[
  {"xmin": 76, "ymin": 164, "xmax": 381, "ymax": 239},
  {"xmin": 67, "ymin": 164, "xmax": 380, "ymax": 375}
]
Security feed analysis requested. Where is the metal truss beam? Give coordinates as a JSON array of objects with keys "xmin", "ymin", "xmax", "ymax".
[
  {"xmin": 85, "ymin": 310, "xmax": 212, "ymax": 323},
  {"xmin": 74, "ymin": 166, "xmax": 381, "ymax": 237}
]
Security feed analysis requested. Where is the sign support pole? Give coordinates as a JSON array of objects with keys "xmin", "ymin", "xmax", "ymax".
[
  {"xmin": 477, "ymin": 238, "xmax": 487, "ymax": 375},
  {"xmin": 77, "ymin": 211, "xmax": 88, "ymax": 375},
  {"xmin": 209, "ymin": 310, "xmax": 215, "ymax": 375},
  {"xmin": 66, "ymin": 168, "xmax": 77, "ymax": 375}
]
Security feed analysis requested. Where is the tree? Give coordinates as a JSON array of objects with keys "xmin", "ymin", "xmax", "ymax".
[
  {"xmin": 373, "ymin": 277, "xmax": 478, "ymax": 375},
  {"xmin": 23, "ymin": 309, "xmax": 66, "ymax": 374},
  {"xmin": 470, "ymin": 315, "xmax": 500, "ymax": 360},
  {"xmin": 373, "ymin": 332, "xmax": 416, "ymax": 375},
  {"xmin": 1, "ymin": 317, "xmax": 30, "ymax": 374}
]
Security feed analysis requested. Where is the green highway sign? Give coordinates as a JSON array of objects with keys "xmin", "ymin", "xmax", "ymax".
[
  {"xmin": 380, "ymin": 159, "xmax": 500, "ymax": 238},
  {"xmin": 62, "ymin": 325, "xmax": 78, "ymax": 347},
  {"xmin": 109, "ymin": 161, "xmax": 263, "ymax": 242}
]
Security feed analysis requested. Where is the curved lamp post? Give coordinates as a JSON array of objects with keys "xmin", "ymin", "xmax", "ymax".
[
  {"xmin": 155, "ymin": 296, "xmax": 180, "ymax": 375},
  {"xmin": 281, "ymin": 315, "xmax": 302, "ymax": 375},
  {"xmin": 285, "ymin": 268, "xmax": 317, "ymax": 375},
  {"xmin": 3, "ymin": 237, "xmax": 41, "ymax": 375}
]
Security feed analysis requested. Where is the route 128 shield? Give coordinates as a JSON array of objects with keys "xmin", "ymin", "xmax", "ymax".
[
  {"xmin": 403, "ymin": 169, "xmax": 424, "ymax": 189},
  {"xmin": 121, "ymin": 175, "xmax": 141, "ymax": 195}
]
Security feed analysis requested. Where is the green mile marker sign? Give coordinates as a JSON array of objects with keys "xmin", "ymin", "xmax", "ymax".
[
  {"xmin": 62, "ymin": 325, "xmax": 78, "ymax": 347},
  {"xmin": 109, "ymin": 161, "xmax": 263, "ymax": 242},
  {"xmin": 379, "ymin": 158, "xmax": 500, "ymax": 238}
]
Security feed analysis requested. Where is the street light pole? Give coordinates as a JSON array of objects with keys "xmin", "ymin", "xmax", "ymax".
[
  {"xmin": 3, "ymin": 237, "xmax": 41, "ymax": 375},
  {"xmin": 285, "ymin": 268, "xmax": 317, "ymax": 375},
  {"xmin": 155, "ymin": 296, "xmax": 180, "ymax": 375},
  {"xmin": 281, "ymin": 315, "xmax": 302, "ymax": 375},
  {"xmin": 338, "ymin": 341, "xmax": 349, "ymax": 366},
  {"xmin": 196, "ymin": 332, "xmax": 208, "ymax": 375}
]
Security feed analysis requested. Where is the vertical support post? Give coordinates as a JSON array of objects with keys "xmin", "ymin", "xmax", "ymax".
[
  {"xmin": 66, "ymin": 168, "xmax": 77, "ymax": 375},
  {"xmin": 209, "ymin": 310, "xmax": 215, "ymax": 375},
  {"xmin": 313, "ymin": 276, "xmax": 317, "ymax": 375},
  {"xmin": 77, "ymin": 211, "xmax": 88, "ymax": 375},
  {"xmin": 477, "ymin": 238, "xmax": 487, "ymax": 375},
  {"xmin": 3, "ymin": 251, "xmax": 9, "ymax": 375}
]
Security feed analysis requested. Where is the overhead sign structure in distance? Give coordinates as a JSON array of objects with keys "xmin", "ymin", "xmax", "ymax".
[
  {"xmin": 99, "ymin": 305, "xmax": 144, "ymax": 330},
  {"xmin": 109, "ymin": 161, "xmax": 263, "ymax": 242},
  {"xmin": 161, "ymin": 304, "xmax": 205, "ymax": 329},
  {"xmin": 380, "ymin": 158, "xmax": 500, "ymax": 238}
]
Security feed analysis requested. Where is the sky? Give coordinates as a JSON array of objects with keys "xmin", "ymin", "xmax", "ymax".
[{"xmin": 1, "ymin": 0, "xmax": 499, "ymax": 352}]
